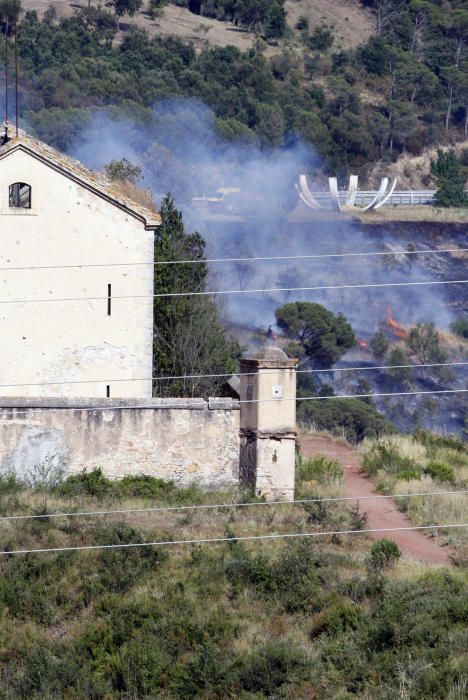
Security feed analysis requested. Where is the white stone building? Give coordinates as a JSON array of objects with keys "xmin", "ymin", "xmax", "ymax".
[{"xmin": 0, "ymin": 130, "xmax": 160, "ymax": 398}]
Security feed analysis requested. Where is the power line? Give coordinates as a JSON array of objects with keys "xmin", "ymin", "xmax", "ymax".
[
  {"xmin": 1, "ymin": 490, "xmax": 465, "ymax": 523},
  {"xmin": 0, "ymin": 361, "xmax": 466, "ymax": 390},
  {"xmin": 1, "ymin": 523, "xmax": 465, "ymax": 556},
  {"xmin": 0, "ymin": 247, "xmax": 466, "ymax": 271},
  {"xmin": 0, "ymin": 279, "xmax": 467, "ymax": 305},
  {"xmin": 2, "ymin": 388, "xmax": 466, "ymax": 416}
]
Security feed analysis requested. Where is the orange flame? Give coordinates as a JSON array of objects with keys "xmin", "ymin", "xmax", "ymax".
[{"xmin": 381, "ymin": 307, "xmax": 407, "ymax": 339}]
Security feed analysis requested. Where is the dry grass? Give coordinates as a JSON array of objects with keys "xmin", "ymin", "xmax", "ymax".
[
  {"xmin": 351, "ymin": 206, "xmax": 468, "ymax": 224},
  {"xmin": 360, "ymin": 434, "xmax": 468, "ymax": 560},
  {"xmin": 285, "ymin": 0, "xmax": 374, "ymax": 51},
  {"xmin": 22, "ymin": 0, "xmax": 374, "ymax": 54},
  {"xmin": 298, "ymin": 426, "xmax": 351, "ymax": 447},
  {"xmin": 367, "ymin": 140, "xmax": 468, "ymax": 190},
  {"xmin": 21, "ymin": 0, "xmax": 263, "ymax": 52},
  {"xmin": 110, "ymin": 179, "xmax": 159, "ymax": 214}
]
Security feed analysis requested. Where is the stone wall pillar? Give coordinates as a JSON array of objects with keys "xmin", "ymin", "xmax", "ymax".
[{"xmin": 239, "ymin": 346, "xmax": 298, "ymax": 501}]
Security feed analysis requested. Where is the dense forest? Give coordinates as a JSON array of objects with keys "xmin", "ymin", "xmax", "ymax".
[{"xmin": 2, "ymin": 0, "xmax": 466, "ymax": 176}]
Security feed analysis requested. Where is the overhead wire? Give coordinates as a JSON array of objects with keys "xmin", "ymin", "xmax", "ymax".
[
  {"xmin": 0, "ymin": 247, "xmax": 466, "ymax": 271},
  {"xmin": 1, "ymin": 523, "xmax": 466, "ymax": 556},
  {"xmin": 0, "ymin": 278, "xmax": 467, "ymax": 305},
  {"xmin": 0, "ymin": 361, "xmax": 466, "ymax": 389},
  {"xmin": 1, "ymin": 490, "xmax": 466, "ymax": 523}
]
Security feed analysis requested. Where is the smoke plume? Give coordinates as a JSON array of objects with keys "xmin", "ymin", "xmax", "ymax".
[{"xmin": 67, "ymin": 99, "xmax": 464, "ymax": 338}]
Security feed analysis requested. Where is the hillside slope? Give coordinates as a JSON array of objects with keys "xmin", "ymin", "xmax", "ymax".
[
  {"xmin": 22, "ymin": 0, "xmax": 374, "ymax": 51},
  {"xmin": 285, "ymin": 0, "xmax": 374, "ymax": 51}
]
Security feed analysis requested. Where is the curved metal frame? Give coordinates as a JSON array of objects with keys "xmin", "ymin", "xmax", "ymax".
[
  {"xmin": 296, "ymin": 175, "xmax": 398, "ymax": 211},
  {"xmin": 373, "ymin": 177, "xmax": 397, "ymax": 210},
  {"xmin": 296, "ymin": 174, "xmax": 321, "ymax": 209},
  {"xmin": 347, "ymin": 175, "xmax": 358, "ymax": 206},
  {"xmin": 362, "ymin": 177, "xmax": 389, "ymax": 211},
  {"xmin": 328, "ymin": 177, "xmax": 342, "ymax": 212}
]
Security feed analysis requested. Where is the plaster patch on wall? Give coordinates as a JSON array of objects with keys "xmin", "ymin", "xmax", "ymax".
[
  {"xmin": 39, "ymin": 343, "xmax": 143, "ymax": 395},
  {"xmin": 1, "ymin": 425, "xmax": 69, "ymax": 485}
]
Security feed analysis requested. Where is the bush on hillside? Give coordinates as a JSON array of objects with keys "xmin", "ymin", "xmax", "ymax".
[
  {"xmin": 414, "ymin": 430, "xmax": 465, "ymax": 454},
  {"xmin": 298, "ymin": 454, "xmax": 344, "ymax": 486},
  {"xmin": 363, "ymin": 440, "xmax": 423, "ymax": 479},
  {"xmin": 369, "ymin": 539, "xmax": 401, "ymax": 570},
  {"xmin": 56, "ymin": 467, "xmax": 204, "ymax": 503},
  {"xmin": 298, "ymin": 396, "xmax": 395, "ymax": 442},
  {"xmin": 423, "ymin": 461, "xmax": 456, "ymax": 484},
  {"xmin": 310, "ymin": 599, "xmax": 363, "ymax": 638}
]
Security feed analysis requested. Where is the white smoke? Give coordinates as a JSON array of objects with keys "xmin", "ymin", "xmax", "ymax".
[{"xmin": 67, "ymin": 99, "xmax": 462, "ymax": 334}]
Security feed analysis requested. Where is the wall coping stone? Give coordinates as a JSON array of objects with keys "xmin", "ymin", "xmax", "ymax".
[
  {"xmin": 209, "ymin": 398, "xmax": 240, "ymax": 410},
  {"xmin": 0, "ymin": 397, "xmax": 238, "ymax": 411}
]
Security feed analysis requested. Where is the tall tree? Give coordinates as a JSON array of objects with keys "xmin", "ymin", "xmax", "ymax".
[
  {"xmin": 153, "ymin": 195, "xmax": 241, "ymax": 397},
  {"xmin": 430, "ymin": 149, "xmax": 468, "ymax": 208},
  {"xmin": 111, "ymin": 0, "xmax": 142, "ymax": 29}
]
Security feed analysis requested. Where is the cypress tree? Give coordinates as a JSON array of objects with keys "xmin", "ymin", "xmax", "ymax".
[{"xmin": 430, "ymin": 149, "xmax": 468, "ymax": 208}]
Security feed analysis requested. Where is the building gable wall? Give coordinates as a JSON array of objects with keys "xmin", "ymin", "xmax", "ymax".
[{"xmin": 0, "ymin": 149, "xmax": 154, "ymax": 398}]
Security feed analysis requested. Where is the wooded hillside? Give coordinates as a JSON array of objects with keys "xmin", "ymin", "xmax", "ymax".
[{"xmin": 10, "ymin": 0, "xmax": 468, "ymax": 179}]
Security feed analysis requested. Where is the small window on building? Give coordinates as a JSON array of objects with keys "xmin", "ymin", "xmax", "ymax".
[{"xmin": 9, "ymin": 183, "xmax": 32, "ymax": 209}]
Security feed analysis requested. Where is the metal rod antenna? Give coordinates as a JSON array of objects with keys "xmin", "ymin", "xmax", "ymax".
[
  {"xmin": 3, "ymin": 13, "xmax": 8, "ymax": 124},
  {"xmin": 14, "ymin": 0, "xmax": 18, "ymax": 136}
]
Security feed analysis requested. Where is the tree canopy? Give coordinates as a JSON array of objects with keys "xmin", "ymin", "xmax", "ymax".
[
  {"xmin": 430, "ymin": 149, "xmax": 468, "ymax": 207},
  {"xmin": 275, "ymin": 302, "xmax": 355, "ymax": 368}
]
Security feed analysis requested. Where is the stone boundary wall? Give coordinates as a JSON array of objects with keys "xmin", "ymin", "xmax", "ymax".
[{"xmin": 0, "ymin": 398, "xmax": 240, "ymax": 488}]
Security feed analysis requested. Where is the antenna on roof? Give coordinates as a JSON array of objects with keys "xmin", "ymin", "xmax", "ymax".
[
  {"xmin": 3, "ymin": 4, "xmax": 8, "ymax": 130},
  {"xmin": 13, "ymin": 0, "xmax": 18, "ymax": 136}
]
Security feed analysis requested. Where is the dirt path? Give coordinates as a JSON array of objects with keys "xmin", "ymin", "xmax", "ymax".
[{"xmin": 301, "ymin": 435, "xmax": 451, "ymax": 565}]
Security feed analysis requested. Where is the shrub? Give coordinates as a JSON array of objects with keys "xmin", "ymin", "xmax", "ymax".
[
  {"xmin": 89, "ymin": 522, "xmax": 168, "ymax": 593},
  {"xmin": 237, "ymin": 641, "xmax": 306, "ymax": 694},
  {"xmin": 271, "ymin": 540, "xmax": 330, "ymax": 613},
  {"xmin": 25, "ymin": 453, "xmax": 66, "ymax": 489},
  {"xmin": 56, "ymin": 468, "xmax": 113, "ymax": 499},
  {"xmin": 296, "ymin": 15, "xmax": 309, "ymax": 31},
  {"xmin": 369, "ymin": 539, "xmax": 401, "ymax": 570},
  {"xmin": 310, "ymin": 599, "xmax": 363, "ymax": 638},
  {"xmin": 225, "ymin": 552, "xmax": 274, "ymax": 595},
  {"xmin": 299, "ymin": 454, "xmax": 344, "ymax": 486},
  {"xmin": 450, "ymin": 317, "xmax": 468, "ymax": 339},
  {"xmin": 370, "ymin": 332, "xmax": 389, "ymax": 358},
  {"xmin": 0, "ymin": 552, "xmax": 77, "ymax": 624},
  {"xmin": 363, "ymin": 441, "xmax": 423, "ymax": 480},
  {"xmin": 226, "ymin": 541, "xmax": 335, "ymax": 614},
  {"xmin": 395, "ymin": 467, "xmax": 422, "ymax": 481},
  {"xmin": 0, "ymin": 471, "xmax": 24, "ymax": 495},
  {"xmin": 414, "ymin": 430, "xmax": 465, "ymax": 454},
  {"xmin": 424, "ymin": 461, "xmax": 456, "ymax": 484},
  {"xmin": 56, "ymin": 469, "xmax": 205, "ymax": 504}
]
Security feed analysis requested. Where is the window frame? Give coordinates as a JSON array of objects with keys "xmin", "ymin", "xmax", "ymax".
[{"xmin": 8, "ymin": 182, "xmax": 32, "ymax": 210}]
